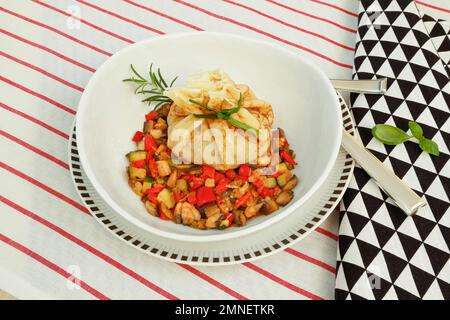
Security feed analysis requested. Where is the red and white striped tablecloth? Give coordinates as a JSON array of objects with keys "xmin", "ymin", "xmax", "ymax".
[{"xmin": 1, "ymin": 0, "xmax": 449, "ymax": 300}]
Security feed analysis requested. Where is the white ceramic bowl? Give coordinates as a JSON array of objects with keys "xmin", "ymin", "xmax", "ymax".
[{"xmin": 76, "ymin": 32, "xmax": 342, "ymax": 242}]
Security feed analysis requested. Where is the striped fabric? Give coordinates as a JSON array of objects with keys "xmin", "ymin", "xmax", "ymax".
[{"xmin": 0, "ymin": 0, "xmax": 448, "ymax": 300}]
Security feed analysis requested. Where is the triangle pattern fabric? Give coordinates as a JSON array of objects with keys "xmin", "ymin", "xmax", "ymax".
[{"xmin": 336, "ymin": 0, "xmax": 450, "ymax": 300}]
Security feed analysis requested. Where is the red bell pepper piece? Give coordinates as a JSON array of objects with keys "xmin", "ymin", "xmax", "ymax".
[
  {"xmin": 238, "ymin": 165, "xmax": 252, "ymax": 177},
  {"xmin": 159, "ymin": 210, "xmax": 171, "ymax": 220},
  {"xmin": 146, "ymin": 185, "xmax": 164, "ymax": 195},
  {"xmin": 187, "ymin": 192, "xmax": 197, "ymax": 205},
  {"xmin": 225, "ymin": 169, "xmax": 236, "ymax": 180},
  {"xmin": 132, "ymin": 131, "xmax": 144, "ymax": 142},
  {"xmin": 181, "ymin": 174, "xmax": 194, "ymax": 182},
  {"xmin": 190, "ymin": 176, "xmax": 204, "ymax": 190},
  {"xmin": 280, "ymin": 150, "xmax": 298, "ymax": 165},
  {"xmin": 147, "ymin": 192, "xmax": 158, "ymax": 204},
  {"xmin": 235, "ymin": 192, "xmax": 251, "ymax": 208},
  {"xmin": 147, "ymin": 158, "xmax": 159, "ymax": 178},
  {"xmin": 145, "ymin": 111, "xmax": 158, "ymax": 121},
  {"xmin": 144, "ymin": 135, "xmax": 157, "ymax": 153},
  {"xmin": 253, "ymin": 179, "xmax": 264, "ymax": 189},
  {"xmin": 173, "ymin": 191, "xmax": 186, "ymax": 203},
  {"xmin": 272, "ymin": 171, "xmax": 283, "ymax": 178},
  {"xmin": 226, "ymin": 213, "xmax": 234, "ymax": 225},
  {"xmin": 202, "ymin": 165, "xmax": 215, "ymax": 179},
  {"xmin": 259, "ymin": 187, "xmax": 274, "ymax": 198},
  {"xmin": 214, "ymin": 172, "xmax": 225, "ymax": 183},
  {"xmin": 196, "ymin": 187, "xmax": 216, "ymax": 207},
  {"xmin": 273, "ymin": 185, "xmax": 282, "ymax": 197},
  {"xmin": 131, "ymin": 159, "xmax": 145, "ymax": 168},
  {"xmin": 215, "ymin": 178, "xmax": 230, "ymax": 195},
  {"xmin": 236, "ymin": 175, "xmax": 248, "ymax": 183}
]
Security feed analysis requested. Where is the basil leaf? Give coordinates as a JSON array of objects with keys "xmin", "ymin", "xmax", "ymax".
[
  {"xmin": 419, "ymin": 138, "xmax": 440, "ymax": 156},
  {"xmin": 371, "ymin": 124, "xmax": 411, "ymax": 145},
  {"xmin": 408, "ymin": 121, "xmax": 423, "ymax": 140}
]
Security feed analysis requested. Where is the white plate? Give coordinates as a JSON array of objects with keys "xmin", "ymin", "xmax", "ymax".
[
  {"xmin": 69, "ymin": 94, "xmax": 354, "ymax": 266},
  {"xmin": 75, "ymin": 32, "xmax": 343, "ymax": 242}
]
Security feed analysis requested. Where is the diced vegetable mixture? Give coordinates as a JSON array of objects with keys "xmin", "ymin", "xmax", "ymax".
[{"xmin": 126, "ymin": 103, "xmax": 298, "ymax": 230}]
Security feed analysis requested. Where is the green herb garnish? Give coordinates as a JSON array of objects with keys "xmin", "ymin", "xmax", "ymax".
[
  {"xmin": 123, "ymin": 63, "xmax": 177, "ymax": 109},
  {"xmin": 372, "ymin": 121, "xmax": 440, "ymax": 156},
  {"xmin": 190, "ymin": 94, "xmax": 257, "ymax": 131}
]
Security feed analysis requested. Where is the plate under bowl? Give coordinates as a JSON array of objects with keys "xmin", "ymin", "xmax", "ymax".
[{"xmin": 76, "ymin": 32, "xmax": 342, "ymax": 242}]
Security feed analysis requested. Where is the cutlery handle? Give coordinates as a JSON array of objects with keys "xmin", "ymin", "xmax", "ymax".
[
  {"xmin": 331, "ymin": 79, "xmax": 387, "ymax": 94},
  {"xmin": 341, "ymin": 130, "xmax": 427, "ymax": 216}
]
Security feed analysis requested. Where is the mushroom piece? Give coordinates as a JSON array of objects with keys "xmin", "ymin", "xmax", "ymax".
[
  {"xmin": 203, "ymin": 203, "xmax": 221, "ymax": 217},
  {"xmin": 275, "ymin": 190, "xmax": 294, "ymax": 206},
  {"xmin": 205, "ymin": 213, "xmax": 224, "ymax": 229},
  {"xmin": 175, "ymin": 202, "xmax": 201, "ymax": 225},
  {"xmin": 150, "ymin": 129, "xmax": 165, "ymax": 139},
  {"xmin": 166, "ymin": 170, "xmax": 178, "ymax": 189},
  {"xmin": 157, "ymin": 103, "xmax": 171, "ymax": 118},
  {"xmin": 191, "ymin": 219, "xmax": 207, "ymax": 230},
  {"xmin": 244, "ymin": 202, "xmax": 264, "ymax": 218},
  {"xmin": 128, "ymin": 180, "xmax": 143, "ymax": 197},
  {"xmin": 260, "ymin": 197, "xmax": 279, "ymax": 215},
  {"xmin": 159, "ymin": 202, "xmax": 174, "ymax": 220},
  {"xmin": 234, "ymin": 210, "xmax": 247, "ymax": 226},
  {"xmin": 154, "ymin": 118, "xmax": 168, "ymax": 130},
  {"xmin": 282, "ymin": 175, "xmax": 298, "ymax": 191},
  {"xmin": 173, "ymin": 164, "xmax": 201, "ymax": 172},
  {"xmin": 157, "ymin": 160, "xmax": 172, "ymax": 177},
  {"xmin": 144, "ymin": 200, "xmax": 158, "ymax": 216}
]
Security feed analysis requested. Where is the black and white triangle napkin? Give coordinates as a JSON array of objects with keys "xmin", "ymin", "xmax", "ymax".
[{"xmin": 336, "ymin": 0, "xmax": 450, "ymax": 300}]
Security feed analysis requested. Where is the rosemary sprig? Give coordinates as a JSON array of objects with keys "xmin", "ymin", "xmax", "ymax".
[
  {"xmin": 123, "ymin": 63, "xmax": 177, "ymax": 109},
  {"xmin": 189, "ymin": 94, "xmax": 257, "ymax": 131}
]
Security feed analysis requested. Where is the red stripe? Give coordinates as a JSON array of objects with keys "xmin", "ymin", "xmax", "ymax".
[
  {"xmin": 0, "ymin": 232, "xmax": 109, "ymax": 300},
  {"xmin": 178, "ymin": 264, "xmax": 248, "ymax": 300},
  {"xmin": 32, "ymin": 0, "xmax": 134, "ymax": 44},
  {"xmin": 1, "ymin": 130, "xmax": 69, "ymax": 170},
  {"xmin": 416, "ymin": 1, "xmax": 450, "ymax": 13},
  {"xmin": 243, "ymin": 262, "xmax": 323, "ymax": 300},
  {"xmin": 0, "ymin": 102, "xmax": 69, "ymax": 139},
  {"xmin": 266, "ymin": 0, "xmax": 356, "ymax": 33},
  {"xmin": 311, "ymin": 0, "xmax": 358, "ymax": 17},
  {"xmin": 0, "ymin": 6, "xmax": 112, "ymax": 56},
  {"xmin": 0, "ymin": 29, "xmax": 96, "ymax": 73},
  {"xmin": 316, "ymin": 227, "xmax": 338, "ymax": 241},
  {"xmin": 124, "ymin": 0, "xmax": 203, "ymax": 31},
  {"xmin": 0, "ymin": 51, "xmax": 84, "ymax": 92},
  {"xmin": 1, "ymin": 162, "xmax": 90, "ymax": 215},
  {"xmin": 76, "ymin": 0, "xmax": 165, "ymax": 34},
  {"xmin": 285, "ymin": 248, "xmax": 336, "ymax": 273},
  {"xmin": 173, "ymin": 0, "xmax": 352, "ymax": 69},
  {"xmin": 0, "ymin": 197, "xmax": 179, "ymax": 300},
  {"xmin": 1, "ymin": 160, "xmax": 246, "ymax": 299},
  {"xmin": 0, "ymin": 76, "xmax": 76, "ymax": 115},
  {"xmin": 223, "ymin": 0, "xmax": 354, "ymax": 51}
]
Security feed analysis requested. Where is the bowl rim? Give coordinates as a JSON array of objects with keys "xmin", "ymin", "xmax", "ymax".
[{"xmin": 76, "ymin": 31, "xmax": 343, "ymax": 242}]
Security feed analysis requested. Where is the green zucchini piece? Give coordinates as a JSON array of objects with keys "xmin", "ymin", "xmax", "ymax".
[
  {"xmin": 142, "ymin": 177, "xmax": 153, "ymax": 193},
  {"xmin": 277, "ymin": 162, "xmax": 288, "ymax": 173},
  {"xmin": 157, "ymin": 188, "xmax": 175, "ymax": 209},
  {"xmin": 276, "ymin": 171, "xmax": 293, "ymax": 187},
  {"xmin": 264, "ymin": 177, "xmax": 277, "ymax": 188},
  {"xmin": 129, "ymin": 167, "xmax": 146, "ymax": 180},
  {"xmin": 127, "ymin": 150, "xmax": 147, "ymax": 162}
]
